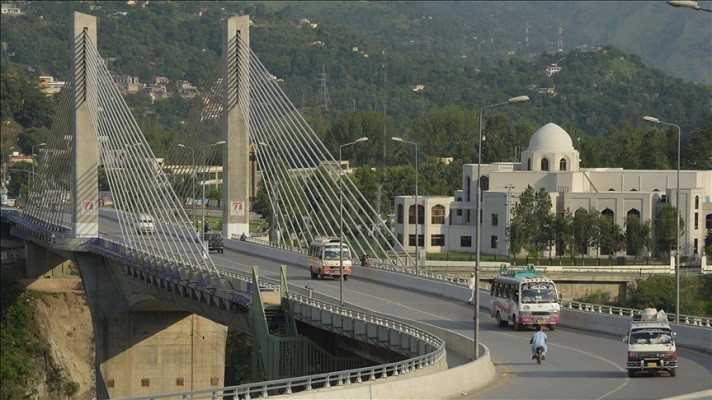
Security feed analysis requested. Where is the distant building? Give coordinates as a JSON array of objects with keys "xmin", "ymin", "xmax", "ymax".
[
  {"xmin": 394, "ymin": 123, "xmax": 711, "ymax": 261},
  {"xmin": 113, "ymin": 75, "xmax": 142, "ymax": 94},
  {"xmin": 410, "ymin": 84, "xmax": 425, "ymax": 92},
  {"xmin": 38, "ymin": 76, "xmax": 66, "ymax": 96},
  {"xmin": 1, "ymin": 3, "xmax": 24, "ymax": 15},
  {"xmin": 542, "ymin": 63, "xmax": 562, "ymax": 77},
  {"xmin": 178, "ymin": 80, "xmax": 199, "ymax": 99}
]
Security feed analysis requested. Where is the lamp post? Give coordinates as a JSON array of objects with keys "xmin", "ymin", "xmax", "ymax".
[
  {"xmin": 339, "ymin": 137, "xmax": 368, "ymax": 306},
  {"xmin": 474, "ymin": 95, "xmax": 529, "ymax": 358},
  {"xmin": 391, "ymin": 137, "xmax": 419, "ymax": 275},
  {"xmin": 257, "ymin": 142, "xmax": 280, "ymax": 246},
  {"xmin": 2, "ymin": 146, "xmax": 14, "ymax": 189},
  {"xmin": 201, "ymin": 141, "xmax": 226, "ymax": 244},
  {"xmin": 177, "ymin": 143, "xmax": 196, "ymax": 230},
  {"xmin": 31, "ymin": 143, "xmax": 46, "ymax": 180},
  {"xmin": 667, "ymin": 0, "xmax": 712, "ymax": 12},
  {"xmin": 643, "ymin": 115, "xmax": 681, "ymax": 324}
]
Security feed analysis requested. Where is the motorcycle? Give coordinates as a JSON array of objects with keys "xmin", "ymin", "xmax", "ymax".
[{"xmin": 535, "ymin": 346, "xmax": 545, "ymax": 364}]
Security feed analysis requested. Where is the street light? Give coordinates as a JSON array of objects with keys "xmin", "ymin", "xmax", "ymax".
[
  {"xmin": 474, "ymin": 95, "xmax": 529, "ymax": 358},
  {"xmin": 643, "ymin": 115, "xmax": 682, "ymax": 324},
  {"xmin": 339, "ymin": 136, "xmax": 368, "ymax": 306},
  {"xmin": 667, "ymin": 0, "xmax": 712, "ymax": 12},
  {"xmin": 201, "ymin": 140, "xmax": 226, "ymax": 244},
  {"xmin": 177, "ymin": 143, "xmax": 196, "ymax": 230},
  {"xmin": 391, "ymin": 136, "xmax": 420, "ymax": 275},
  {"xmin": 256, "ymin": 142, "xmax": 280, "ymax": 246}
]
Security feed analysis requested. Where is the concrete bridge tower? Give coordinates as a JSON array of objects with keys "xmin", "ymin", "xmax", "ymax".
[
  {"xmin": 71, "ymin": 12, "xmax": 99, "ymax": 238},
  {"xmin": 222, "ymin": 15, "xmax": 251, "ymax": 239}
]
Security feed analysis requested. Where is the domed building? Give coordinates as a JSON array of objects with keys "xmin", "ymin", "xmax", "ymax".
[{"xmin": 394, "ymin": 122, "xmax": 711, "ymax": 264}]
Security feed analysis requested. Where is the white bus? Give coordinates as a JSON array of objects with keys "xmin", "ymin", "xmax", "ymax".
[
  {"xmin": 490, "ymin": 265, "xmax": 561, "ymax": 330},
  {"xmin": 307, "ymin": 237, "xmax": 353, "ymax": 280}
]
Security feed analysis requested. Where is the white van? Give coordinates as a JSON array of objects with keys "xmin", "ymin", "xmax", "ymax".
[
  {"xmin": 623, "ymin": 308, "xmax": 677, "ymax": 377},
  {"xmin": 137, "ymin": 214, "xmax": 155, "ymax": 234}
]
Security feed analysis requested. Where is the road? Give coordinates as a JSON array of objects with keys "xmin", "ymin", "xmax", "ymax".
[
  {"xmin": 90, "ymin": 214, "xmax": 712, "ymax": 399},
  {"xmin": 211, "ymin": 247, "xmax": 712, "ymax": 400}
]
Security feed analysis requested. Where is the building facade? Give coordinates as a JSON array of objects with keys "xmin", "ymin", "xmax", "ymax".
[{"xmin": 394, "ymin": 122, "xmax": 711, "ymax": 260}]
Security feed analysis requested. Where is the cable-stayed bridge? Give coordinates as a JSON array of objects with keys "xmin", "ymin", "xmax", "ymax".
[
  {"xmin": 8, "ymin": 11, "xmax": 440, "ymax": 399},
  {"xmin": 7, "ymin": 10, "xmax": 711, "ymax": 400}
]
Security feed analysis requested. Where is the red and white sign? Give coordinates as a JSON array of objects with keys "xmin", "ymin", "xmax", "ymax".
[
  {"xmin": 81, "ymin": 201, "xmax": 95, "ymax": 214},
  {"xmin": 230, "ymin": 201, "xmax": 245, "ymax": 216}
]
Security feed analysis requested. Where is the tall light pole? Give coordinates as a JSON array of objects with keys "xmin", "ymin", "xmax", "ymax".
[
  {"xmin": 3, "ymin": 146, "xmax": 15, "ymax": 191},
  {"xmin": 201, "ymin": 140, "xmax": 226, "ymax": 243},
  {"xmin": 504, "ymin": 184, "xmax": 515, "ymax": 261},
  {"xmin": 475, "ymin": 95, "xmax": 529, "ymax": 358},
  {"xmin": 339, "ymin": 137, "xmax": 368, "ymax": 306},
  {"xmin": 391, "ymin": 136, "xmax": 420, "ymax": 275},
  {"xmin": 31, "ymin": 143, "xmax": 46, "ymax": 180},
  {"xmin": 643, "ymin": 115, "xmax": 682, "ymax": 324},
  {"xmin": 177, "ymin": 143, "xmax": 196, "ymax": 230},
  {"xmin": 667, "ymin": 0, "xmax": 712, "ymax": 12},
  {"xmin": 257, "ymin": 142, "xmax": 280, "ymax": 246}
]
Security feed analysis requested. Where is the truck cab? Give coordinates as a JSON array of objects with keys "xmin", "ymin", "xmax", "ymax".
[{"xmin": 623, "ymin": 308, "xmax": 677, "ymax": 377}]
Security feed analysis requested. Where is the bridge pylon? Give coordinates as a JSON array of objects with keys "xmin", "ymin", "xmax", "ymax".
[
  {"xmin": 71, "ymin": 12, "xmax": 99, "ymax": 238},
  {"xmin": 222, "ymin": 15, "xmax": 251, "ymax": 239}
]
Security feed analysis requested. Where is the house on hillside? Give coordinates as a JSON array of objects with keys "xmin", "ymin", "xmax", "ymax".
[{"xmin": 542, "ymin": 63, "xmax": 562, "ymax": 77}]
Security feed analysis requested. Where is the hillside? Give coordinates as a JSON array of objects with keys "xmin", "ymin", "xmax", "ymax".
[{"xmin": 1, "ymin": 1, "xmax": 710, "ymax": 169}]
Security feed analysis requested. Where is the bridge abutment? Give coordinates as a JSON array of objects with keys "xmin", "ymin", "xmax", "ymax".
[
  {"xmin": 25, "ymin": 241, "xmax": 75, "ymax": 278},
  {"xmin": 73, "ymin": 252, "xmax": 227, "ymax": 399}
]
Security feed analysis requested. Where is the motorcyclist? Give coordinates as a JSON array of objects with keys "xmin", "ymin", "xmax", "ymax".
[{"xmin": 530, "ymin": 324, "xmax": 548, "ymax": 360}]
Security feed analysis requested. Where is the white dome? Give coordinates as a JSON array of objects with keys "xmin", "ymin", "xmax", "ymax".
[{"xmin": 527, "ymin": 123, "xmax": 574, "ymax": 151}]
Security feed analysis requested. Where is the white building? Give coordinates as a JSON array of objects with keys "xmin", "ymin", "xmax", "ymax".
[{"xmin": 394, "ymin": 122, "xmax": 711, "ymax": 260}]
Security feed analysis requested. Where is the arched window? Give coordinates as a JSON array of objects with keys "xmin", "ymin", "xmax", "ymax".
[
  {"xmin": 653, "ymin": 189, "xmax": 660, "ymax": 192},
  {"xmin": 480, "ymin": 176, "xmax": 489, "ymax": 191},
  {"xmin": 695, "ymin": 196, "xmax": 699, "ymax": 209},
  {"xmin": 630, "ymin": 188, "xmax": 637, "ymax": 191},
  {"xmin": 608, "ymin": 188, "xmax": 615, "ymax": 191},
  {"xmin": 409, "ymin": 205, "xmax": 424, "ymax": 224},
  {"xmin": 431, "ymin": 205, "xmax": 446, "ymax": 224},
  {"xmin": 397, "ymin": 204, "xmax": 403, "ymax": 224},
  {"xmin": 601, "ymin": 208, "xmax": 614, "ymax": 220},
  {"xmin": 527, "ymin": 158, "xmax": 531, "ymax": 170},
  {"xmin": 466, "ymin": 177, "xmax": 471, "ymax": 202},
  {"xmin": 559, "ymin": 158, "xmax": 567, "ymax": 171},
  {"xmin": 541, "ymin": 158, "xmax": 549, "ymax": 171}
]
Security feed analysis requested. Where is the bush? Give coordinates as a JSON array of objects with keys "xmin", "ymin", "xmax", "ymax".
[
  {"xmin": 616, "ymin": 256, "xmax": 626, "ymax": 265},
  {"xmin": 573, "ymin": 289, "xmax": 613, "ymax": 305}
]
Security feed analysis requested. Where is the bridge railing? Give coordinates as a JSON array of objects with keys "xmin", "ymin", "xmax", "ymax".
[
  {"xmin": 133, "ymin": 278, "xmax": 445, "ymax": 400},
  {"xmin": 566, "ymin": 301, "xmax": 712, "ymax": 328}
]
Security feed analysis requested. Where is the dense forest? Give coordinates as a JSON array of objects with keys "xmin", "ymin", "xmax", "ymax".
[{"xmin": 2, "ymin": 2, "xmax": 711, "ymax": 196}]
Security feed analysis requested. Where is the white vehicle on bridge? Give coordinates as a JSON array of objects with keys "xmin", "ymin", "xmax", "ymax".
[
  {"xmin": 490, "ymin": 265, "xmax": 561, "ymax": 330},
  {"xmin": 137, "ymin": 213, "xmax": 155, "ymax": 234},
  {"xmin": 624, "ymin": 308, "xmax": 678, "ymax": 377},
  {"xmin": 307, "ymin": 237, "xmax": 352, "ymax": 280}
]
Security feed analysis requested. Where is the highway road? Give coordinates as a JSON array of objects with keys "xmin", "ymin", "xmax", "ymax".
[
  {"xmin": 89, "ymin": 214, "xmax": 712, "ymax": 399},
  {"xmin": 211, "ymin": 247, "xmax": 712, "ymax": 400}
]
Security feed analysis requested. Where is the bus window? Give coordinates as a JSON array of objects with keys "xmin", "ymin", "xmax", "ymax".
[{"xmin": 521, "ymin": 285, "xmax": 558, "ymax": 303}]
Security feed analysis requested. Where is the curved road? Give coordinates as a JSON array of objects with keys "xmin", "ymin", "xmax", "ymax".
[
  {"xmin": 213, "ymin": 247, "xmax": 712, "ymax": 400},
  {"xmin": 93, "ymin": 215, "xmax": 711, "ymax": 399}
]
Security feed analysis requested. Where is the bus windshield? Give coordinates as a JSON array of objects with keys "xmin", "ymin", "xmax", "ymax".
[
  {"xmin": 520, "ymin": 283, "xmax": 558, "ymax": 303},
  {"xmin": 324, "ymin": 245, "xmax": 350, "ymax": 260}
]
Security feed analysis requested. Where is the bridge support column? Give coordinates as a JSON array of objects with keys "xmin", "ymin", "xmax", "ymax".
[
  {"xmin": 222, "ymin": 15, "xmax": 251, "ymax": 239},
  {"xmin": 74, "ymin": 253, "xmax": 227, "ymax": 399},
  {"xmin": 71, "ymin": 12, "xmax": 99, "ymax": 238}
]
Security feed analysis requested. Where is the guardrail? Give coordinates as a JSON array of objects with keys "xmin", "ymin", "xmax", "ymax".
[
  {"xmin": 566, "ymin": 301, "xmax": 712, "ymax": 328},
  {"xmin": 131, "ymin": 282, "xmax": 446, "ymax": 400}
]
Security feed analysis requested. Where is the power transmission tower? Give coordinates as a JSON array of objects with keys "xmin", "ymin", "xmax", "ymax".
[
  {"xmin": 557, "ymin": 25, "xmax": 564, "ymax": 53},
  {"xmin": 316, "ymin": 65, "xmax": 331, "ymax": 110}
]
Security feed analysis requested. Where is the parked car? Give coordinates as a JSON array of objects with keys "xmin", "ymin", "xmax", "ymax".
[{"xmin": 206, "ymin": 232, "xmax": 224, "ymax": 253}]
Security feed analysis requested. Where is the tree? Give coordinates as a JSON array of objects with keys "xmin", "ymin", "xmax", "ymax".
[
  {"xmin": 599, "ymin": 217, "xmax": 625, "ymax": 264},
  {"xmin": 573, "ymin": 208, "xmax": 593, "ymax": 262},
  {"xmin": 553, "ymin": 210, "xmax": 574, "ymax": 265},
  {"xmin": 653, "ymin": 204, "xmax": 684, "ymax": 257},
  {"xmin": 625, "ymin": 214, "xmax": 652, "ymax": 262}
]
